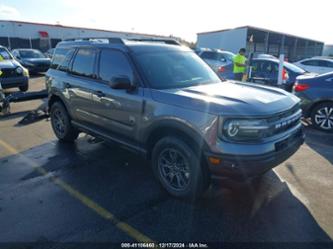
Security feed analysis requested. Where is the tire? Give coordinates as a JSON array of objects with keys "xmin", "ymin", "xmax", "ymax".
[
  {"xmin": 19, "ymin": 84, "xmax": 28, "ymax": 92},
  {"xmin": 50, "ymin": 101, "xmax": 79, "ymax": 142},
  {"xmin": 310, "ymin": 102, "xmax": 333, "ymax": 132},
  {"xmin": 152, "ymin": 136, "xmax": 206, "ymax": 199}
]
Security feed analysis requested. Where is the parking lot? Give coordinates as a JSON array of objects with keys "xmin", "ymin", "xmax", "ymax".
[{"xmin": 0, "ymin": 76, "xmax": 333, "ymax": 246}]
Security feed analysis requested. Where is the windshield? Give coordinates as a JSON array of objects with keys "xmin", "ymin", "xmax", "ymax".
[
  {"xmin": 19, "ymin": 50, "xmax": 46, "ymax": 59},
  {"xmin": 284, "ymin": 61, "xmax": 306, "ymax": 74},
  {"xmin": 135, "ymin": 51, "xmax": 221, "ymax": 89},
  {"xmin": 0, "ymin": 47, "xmax": 13, "ymax": 60}
]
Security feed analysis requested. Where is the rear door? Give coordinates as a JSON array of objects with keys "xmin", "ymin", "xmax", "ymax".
[
  {"xmin": 88, "ymin": 48, "xmax": 144, "ymax": 139},
  {"xmin": 65, "ymin": 47, "xmax": 99, "ymax": 123}
]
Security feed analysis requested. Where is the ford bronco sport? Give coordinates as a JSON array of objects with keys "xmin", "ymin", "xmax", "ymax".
[{"xmin": 46, "ymin": 38, "xmax": 304, "ymax": 198}]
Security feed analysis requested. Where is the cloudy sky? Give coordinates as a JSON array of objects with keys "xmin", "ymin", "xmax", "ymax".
[{"xmin": 0, "ymin": 0, "xmax": 331, "ymax": 44}]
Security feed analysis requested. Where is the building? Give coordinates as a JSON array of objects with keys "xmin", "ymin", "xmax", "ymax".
[
  {"xmin": 0, "ymin": 20, "xmax": 170, "ymax": 52},
  {"xmin": 322, "ymin": 45, "xmax": 333, "ymax": 57},
  {"xmin": 197, "ymin": 26, "xmax": 324, "ymax": 62}
]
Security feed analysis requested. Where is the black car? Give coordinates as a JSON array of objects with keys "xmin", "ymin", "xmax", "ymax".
[
  {"xmin": 248, "ymin": 58, "xmax": 307, "ymax": 92},
  {"xmin": 293, "ymin": 72, "xmax": 333, "ymax": 132},
  {"xmin": 12, "ymin": 49, "xmax": 51, "ymax": 73},
  {"xmin": 0, "ymin": 46, "xmax": 29, "ymax": 92}
]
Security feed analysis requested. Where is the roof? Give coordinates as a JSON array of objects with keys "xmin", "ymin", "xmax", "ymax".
[
  {"xmin": 0, "ymin": 19, "xmax": 169, "ymax": 39},
  {"xmin": 197, "ymin": 25, "xmax": 324, "ymax": 44}
]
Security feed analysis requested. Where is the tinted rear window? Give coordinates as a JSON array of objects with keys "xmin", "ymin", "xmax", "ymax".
[
  {"xmin": 71, "ymin": 48, "xmax": 96, "ymax": 78},
  {"xmin": 51, "ymin": 48, "xmax": 70, "ymax": 69}
]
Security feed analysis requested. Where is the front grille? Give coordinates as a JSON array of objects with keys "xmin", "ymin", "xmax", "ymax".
[
  {"xmin": 0, "ymin": 68, "xmax": 20, "ymax": 78},
  {"xmin": 267, "ymin": 105, "xmax": 302, "ymax": 137}
]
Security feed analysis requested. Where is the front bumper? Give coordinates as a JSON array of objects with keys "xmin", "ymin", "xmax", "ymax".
[
  {"xmin": 205, "ymin": 128, "xmax": 305, "ymax": 181},
  {"xmin": 0, "ymin": 76, "xmax": 29, "ymax": 89}
]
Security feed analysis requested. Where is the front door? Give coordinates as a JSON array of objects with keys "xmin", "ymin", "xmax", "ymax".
[{"xmin": 88, "ymin": 49, "xmax": 144, "ymax": 139}]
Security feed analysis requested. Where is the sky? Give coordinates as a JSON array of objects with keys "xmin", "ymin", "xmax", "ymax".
[{"xmin": 0, "ymin": 0, "xmax": 332, "ymax": 44}]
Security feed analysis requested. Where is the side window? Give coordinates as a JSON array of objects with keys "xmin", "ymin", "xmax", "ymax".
[
  {"xmin": 251, "ymin": 61, "xmax": 265, "ymax": 74},
  {"xmin": 318, "ymin": 60, "xmax": 333, "ymax": 68},
  {"xmin": 51, "ymin": 48, "xmax": 70, "ymax": 69},
  {"xmin": 58, "ymin": 49, "xmax": 75, "ymax": 72},
  {"xmin": 262, "ymin": 62, "xmax": 277, "ymax": 74},
  {"xmin": 302, "ymin": 60, "xmax": 319, "ymax": 66},
  {"xmin": 327, "ymin": 61, "xmax": 333, "ymax": 68},
  {"xmin": 71, "ymin": 48, "xmax": 96, "ymax": 78},
  {"xmin": 98, "ymin": 49, "xmax": 134, "ymax": 82},
  {"xmin": 251, "ymin": 61, "xmax": 259, "ymax": 72}
]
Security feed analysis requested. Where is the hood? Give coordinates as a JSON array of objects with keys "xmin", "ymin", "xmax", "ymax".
[
  {"xmin": 0, "ymin": 59, "xmax": 22, "ymax": 69},
  {"xmin": 151, "ymin": 82, "xmax": 300, "ymax": 116},
  {"xmin": 22, "ymin": 58, "xmax": 51, "ymax": 64}
]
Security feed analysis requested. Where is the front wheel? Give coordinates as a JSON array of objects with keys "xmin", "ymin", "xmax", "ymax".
[
  {"xmin": 19, "ymin": 84, "xmax": 28, "ymax": 92},
  {"xmin": 152, "ymin": 136, "xmax": 206, "ymax": 199},
  {"xmin": 311, "ymin": 102, "xmax": 333, "ymax": 132}
]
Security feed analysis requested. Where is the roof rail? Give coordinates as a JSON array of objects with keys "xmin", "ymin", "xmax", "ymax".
[
  {"xmin": 128, "ymin": 38, "xmax": 181, "ymax": 45},
  {"xmin": 63, "ymin": 37, "xmax": 180, "ymax": 45},
  {"xmin": 63, "ymin": 37, "xmax": 124, "ymax": 44}
]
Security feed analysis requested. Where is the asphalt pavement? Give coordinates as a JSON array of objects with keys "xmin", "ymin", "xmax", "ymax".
[{"xmin": 0, "ymin": 76, "xmax": 332, "ymax": 248}]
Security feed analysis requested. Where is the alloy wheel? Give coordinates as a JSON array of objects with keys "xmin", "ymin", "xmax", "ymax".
[
  {"xmin": 52, "ymin": 109, "xmax": 66, "ymax": 136},
  {"xmin": 158, "ymin": 148, "xmax": 190, "ymax": 191},
  {"xmin": 314, "ymin": 107, "xmax": 333, "ymax": 130}
]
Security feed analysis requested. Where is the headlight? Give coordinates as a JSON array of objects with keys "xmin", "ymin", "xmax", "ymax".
[
  {"xmin": 23, "ymin": 68, "xmax": 29, "ymax": 77},
  {"xmin": 221, "ymin": 118, "xmax": 269, "ymax": 141}
]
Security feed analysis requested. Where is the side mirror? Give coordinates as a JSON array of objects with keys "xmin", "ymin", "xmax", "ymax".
[{"xmin": 109, "ymin": 76, "xmax": 132, "ymax": 90}]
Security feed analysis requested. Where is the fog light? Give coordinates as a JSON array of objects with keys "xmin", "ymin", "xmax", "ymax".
[{"xmin": 208, "ymin": 157, "xmax": 221, "ymax": 165}]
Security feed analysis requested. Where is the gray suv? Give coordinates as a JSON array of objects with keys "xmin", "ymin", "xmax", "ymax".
[{"xmin": 46, "ymin": 38, "xmax": 304, "ymax": 198}]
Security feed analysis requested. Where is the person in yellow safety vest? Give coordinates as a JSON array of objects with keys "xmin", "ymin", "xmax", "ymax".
[{"xmin": 233, "ymin": 48, "xmax": 247, "ymax": 81}]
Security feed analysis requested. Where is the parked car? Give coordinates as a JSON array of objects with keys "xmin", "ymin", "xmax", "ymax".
[
  {"xmin": 293, "ymin": 72, "xmax": 333, "ymax": 132},
  {"xmin": 248, "ymin": 58, "xmax": 307, "ymax": 92},
  {"xmin": 195, "ymin": 48, "xmax": 235, "ymax": 79},
  {"xmin": 294, "ymin": 57, "xmax": 333, "ymax": 74},
  {"xmin": 47, "ymin": 38, "xmax": 304, "ymax": 198},
  {"xmin": 0, "ymin": 46, "xmax": 29, "ymax": 92},
  {"xmin": 45, "ymin": 48, "xmax": 55, "ymax": 59},
  {"xmin": 12, "ymin": 49, "xmax": 51, "ymax": 73}
]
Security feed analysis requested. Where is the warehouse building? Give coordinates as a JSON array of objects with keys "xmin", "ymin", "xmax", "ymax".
[
  {"xmin": 323, "ymin": 45, "xmax": 333, "ymax": 57},
  {"xmin": 0, "ymin": 20, "xmax": 169, "ymax": 52},
  {"xmin": 197, "ymin": 26, "xmax": 324, "ymax": 62}
]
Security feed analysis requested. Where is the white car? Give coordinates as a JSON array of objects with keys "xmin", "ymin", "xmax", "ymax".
[{"xmin": 294, "ymin": 57, "xmax": 333, "ymax": 74}]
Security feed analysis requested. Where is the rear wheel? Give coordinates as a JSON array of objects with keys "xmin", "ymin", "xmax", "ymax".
[
  {"xmin": 311, "ymin": 102, "xmax": 333, "ymax": 132},
  {"xmin": 152, "ymin": 136, "xmax": 207, "ymax": 199},
  {"xmin": 50, "ymin": 101, "xmax": 79, "ymax": 142}
]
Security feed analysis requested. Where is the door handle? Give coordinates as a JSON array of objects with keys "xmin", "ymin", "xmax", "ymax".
[
  {"xmin": 64, "ymin": 82, "xmax": 72, "ymax": 88},
  {"xmin": 95, "ymin": 90, "xmax": 105, "ymax": 97}
]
